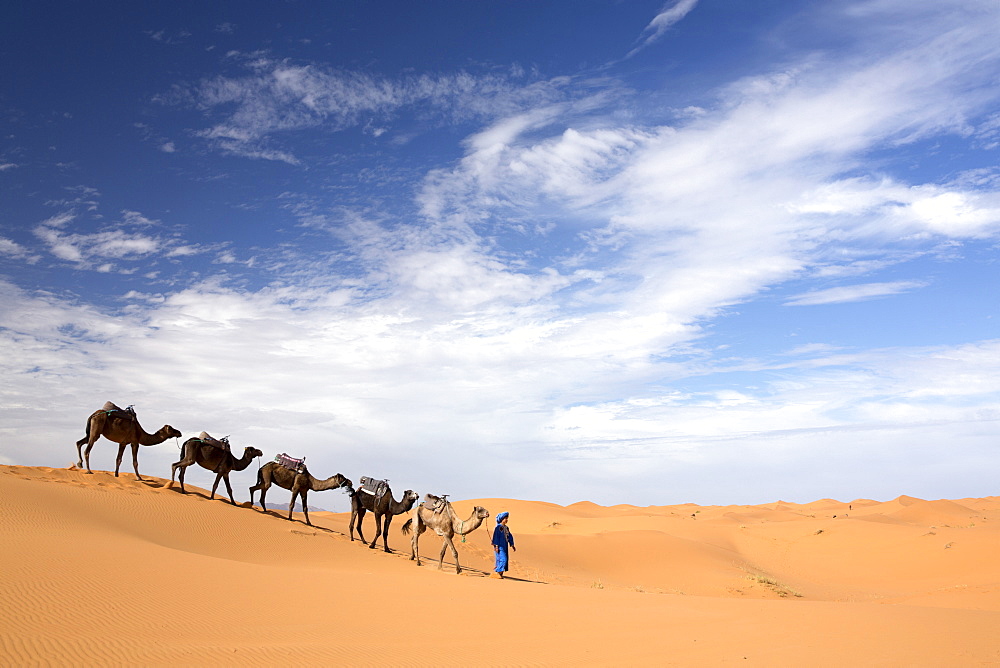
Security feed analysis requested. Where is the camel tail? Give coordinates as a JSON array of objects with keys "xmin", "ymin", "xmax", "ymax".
[{"xmin": 400, "ymin": 519, "xmax": 413, "ymax": 535}]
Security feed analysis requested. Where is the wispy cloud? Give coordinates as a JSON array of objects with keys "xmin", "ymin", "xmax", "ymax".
[
  {"xmin": 627, "ymin": 0, "xmax": 699, "ymax": 58},
  {"xmin": 30, "ymin": 208, "xmax": 189, "ymax": 271},
  {"xmin": 173, "ymin": 56, "xmax": 568, "ymax": 161},
  {"xmin": 784, "ymin": 280, "xmax": 928, "ymax": 306}
]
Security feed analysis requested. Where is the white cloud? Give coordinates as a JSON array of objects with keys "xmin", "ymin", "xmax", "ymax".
[
  {"xmin": 628, "ymin": 0, "xmax": 700, "ymax": 57},
  {"xmin": 0, "ymin": 237, "xmax": 39, "ymax": 263},
  {"xmin": 178, "ymin": 56, "xmax": 567, "ymax": 161},
  {"xmin": 784, "ymin": 280, "xmax": 927, "ymax": 306}
]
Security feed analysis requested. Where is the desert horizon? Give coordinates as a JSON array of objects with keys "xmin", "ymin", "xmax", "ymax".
[{"xmin": 2, "ymin": 463, "xmax": 999, "ymax": 666}]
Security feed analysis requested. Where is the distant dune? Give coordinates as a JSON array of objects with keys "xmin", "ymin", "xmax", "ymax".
[{"xmin": 2, "ymin": 465, "xmax": 999, "ymax": 666}]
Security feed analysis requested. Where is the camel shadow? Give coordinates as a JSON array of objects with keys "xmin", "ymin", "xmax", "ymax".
[{"xmin": 256, "ymin": 508, "xmax": 347, "ymax": 536}]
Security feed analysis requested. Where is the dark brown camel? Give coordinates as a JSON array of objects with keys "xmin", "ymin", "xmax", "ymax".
[
  {"xmin": 170, "ymin": 436, "xmax": 263, "ymax": 505},
  {"xmin": 75, "ymin": 402, "xmax": 181, "ymax": 480},
  {"xmin": 349, "ymin": 485, "xmax": 420, "ymax": 552},
  {"xmin": 400, "ymin": 495, "xmax": 490, "ymax": 574},
  {"xmin": 249, "ymin": 461, "xmax": 353, "ymax": 526}
]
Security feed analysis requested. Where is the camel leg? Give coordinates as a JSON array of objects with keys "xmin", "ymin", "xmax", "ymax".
[
  {"xmin": 75, "ymin": 436, "xmax": 87, "ymax": 469},
  {"xmin": 254, "ymin": 480, "xmax": 270, "ymax": 511},
  {"xmin": 177, "ymin": 465, "xmax": 187, "ymax": 493},
  {"xmin": 82, "ymin": 438, "xmax": 98, "ymax": 474},
  {"xmin": 301, "ymin": 490, "xmax": 311, "ymax": 526},
  {"xmin": 437, "ymin": 538, "xmax": 449, "ymax": 570},
  {"xmin": 114, "ymin": 443, "xmax": 127, "ymax": 477},
  {"xmin": 380, "ymin": 515, "xmax": 393, "ymax": 553},
  {"xmin": 128, "ymin": 443, "xmax": 143, "ymax": 480},
  {"xmin": 411, "ymin": 519, "xmax": 423, "ymax": 565},
  {"xmin": 221, "ymin": 473, "xmax": 236, "ymax": 505},
  {"xmin": 369, "ymin": 513, "xmax": 383, "ymax": 550},
  {"xmin": 77, "ymin": 414, "xmax": 101, "ymax": 473},
  {"xmin": 444, "ymin": 535, "xmax": 461, "ymax": 574},
  {"xmin": 249, "ymin": 473, "xmax": 267, "ymax": 509},
  {"xmin": 210, "ymin": 473, "xmax": 223, "ymax": 500},
  {"xmin": 351, "ymin": 506, "xmax": 367, "ymax": 543}
]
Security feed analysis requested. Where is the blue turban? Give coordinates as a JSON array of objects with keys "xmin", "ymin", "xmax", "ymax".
[{"xmin": 496, "ymin": 511, "xmax": 509, "ymax": 523}]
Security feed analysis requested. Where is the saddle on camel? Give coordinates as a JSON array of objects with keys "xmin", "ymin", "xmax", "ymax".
[
  {"xmin": 274, "ymin": 452, "xmax": 306, "ymax": 474},
  {"xmin": 101, "ymin": 401, "xmax": 136, "ymax": 420},
  {"xmin": 423, "ymin": 493, "xmax": 450, "ymax": 513},
  {"xmin": 359, "ymin": 476, "xmax": 389, "ymax": 500},
  {"xmin": 193, "ymin": 432, "xmax": 231, "ymax": 473}
]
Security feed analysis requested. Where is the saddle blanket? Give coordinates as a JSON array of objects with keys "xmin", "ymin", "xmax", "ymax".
[
  {"xmin": 275, "ymin": 453, "xmax": 306, "ymax": 473},
  {"xmin": 359, "ymin": 476, "xmax": 389, "ymax": 498}
]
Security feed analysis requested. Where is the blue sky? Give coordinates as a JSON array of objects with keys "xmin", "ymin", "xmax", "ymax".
[{"xmin": 2, "ymin": 0, "xmax": 999, "ymax": 507}]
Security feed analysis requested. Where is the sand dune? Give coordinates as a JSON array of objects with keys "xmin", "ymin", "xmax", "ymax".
[{"xmin": 2, "ymin": 465, "xmax": 999, "ymax": 666}]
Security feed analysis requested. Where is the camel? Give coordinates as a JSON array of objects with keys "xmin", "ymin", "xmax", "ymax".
[
  {"xmin": 170, "ymin": 436, "xmax": 263, "ymax": 505},
  {"xmin": 349, "ymin": 483, "xmax": 419, "ymax": 553},
  {"xmin": 248, "ymin": 461, "xmax": 353, "ymax": 526},
  {"xmin": 400, "ymin": 495, "xmax": 490, "ymax": 574},
  {"xmin": 75, "ymin": 402, "xmax": 182, "ymax": 480}
]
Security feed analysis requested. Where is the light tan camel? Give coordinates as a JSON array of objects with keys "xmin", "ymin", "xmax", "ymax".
[
  {"xmin": 75, "ymin": 402, "xmax": 182, "ymax": 480},
  {"xmin": 248, "ymin": 461, "xmax": 353, "ymax": 526},
  {"xmin": 400, "ymin": 495, "xmax": 490, "ymax": 574},
  {"xmin": 170, "ymin": 436, "xmax": 263, "ymax": 505}
]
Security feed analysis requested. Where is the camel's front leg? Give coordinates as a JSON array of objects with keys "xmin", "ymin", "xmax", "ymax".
[
  {"xmin": 437, "ymin": 538, "xmax": 449, "ymax": 570},
  {"xmin": 210, "ymin": 473, "xmax": 225, "ymax": 500},
  {"xmin": 301, "ymin": 491, "xmax": 312, "ymax": 526},
  {"xmin": 129, "ymin": 443, "xmax": 143, "ymax": 480},
  {"xmin": 221, "ymin": 474, "xmax": 236, "ymax": 505},
  {"xmin": 369, "ymin": 513, "xmax": 383, "ymax": 550},
  {"xmin": 445, "ymin": 535, "xmax": 462, "ymax": 574},
  {"xmin": 380, "ymin": 515, "xmax": 393, "ymax": 553}
]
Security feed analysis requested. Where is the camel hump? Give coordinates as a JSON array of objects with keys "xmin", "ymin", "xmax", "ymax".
[
  {"xmin": 198, "ymin": 431, "xmax": 213, "ymax": 440},
  {"xmin": 101, "ymin": 401, "xmax": 120, "ymax": 412}
]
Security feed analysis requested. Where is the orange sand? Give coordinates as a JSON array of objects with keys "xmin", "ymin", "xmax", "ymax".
[{"xmin": 2, "ymin": 465, "xmax": 999, "ymax": 666}]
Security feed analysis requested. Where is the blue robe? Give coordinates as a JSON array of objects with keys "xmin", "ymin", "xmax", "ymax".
[{"xmin": 492, "ymin": 524, "xmax": 515, "ymax": 572}]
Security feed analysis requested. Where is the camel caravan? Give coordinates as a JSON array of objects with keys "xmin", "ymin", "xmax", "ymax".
[{"xmin": 74, "ymin": 402, "xmax": 490, "ymax": 573}]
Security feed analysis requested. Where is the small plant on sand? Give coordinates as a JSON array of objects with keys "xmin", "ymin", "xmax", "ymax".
[
  {"xmin": 591, "ymin": 580, "xmax": 605, "ymax": 589},
  {"xmin": 744, "ymin": 572, "xmax": 802, "ymax": 598}
]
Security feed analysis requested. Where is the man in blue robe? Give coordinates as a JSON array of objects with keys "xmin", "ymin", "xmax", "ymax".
[{"xmin": 491, "ymin": 511, "xmax": 516, "ymax": 579}]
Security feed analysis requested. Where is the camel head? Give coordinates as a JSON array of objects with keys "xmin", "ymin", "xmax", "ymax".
[
  {"xmin": 161, "ymin": 425, "xmax": 183, "ymax": 439},
  {"xmin": 474, "ymin": 506, "xmax": 490, "ymax": 520},
  {"xmin": 403, "ymin": 490, "xmax": 420, "ymax": 504},
  {"xmin": 245, "ymin": 447, "xmax": 264, "ymax": 459}
]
